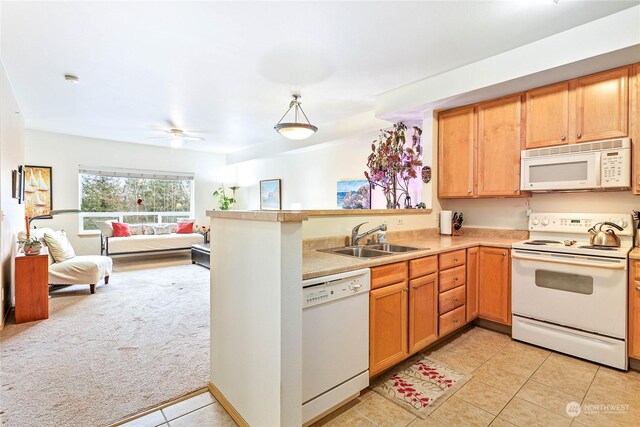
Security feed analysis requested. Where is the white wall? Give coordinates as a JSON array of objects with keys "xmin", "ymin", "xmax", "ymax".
[
  {"xmin": 0, "ymin": 59, "xmax": 25, "ymax": 325},
  {"xmin": 25, "ymin": 130, "xmax": 226, "ymax": 255}
]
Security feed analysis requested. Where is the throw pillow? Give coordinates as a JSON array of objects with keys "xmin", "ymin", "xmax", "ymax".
[
  {"xmin": 97, "ymin": 220, "xmax": 115, "ymax": 237},
  {"xmin": 43, "ymin": 230, "xmax": 76, "ymax": 263},
  {"xmin": 129, "ymin": 224, "xmax": 144, "ymax": 235},
  {"xmin": 166, "ymin": 223, "xmax": 178, "ymax": 233},
  {"xmin": 176, "ymin": 221, "xmax": 194, "ymax": 234},
  {"xmin": 152, "ymin": 224, "xmax": 172, "ymax": 235},
  {"xmin": 143, "ymin": 224, "xmax": 155, "ymax": 235},
  {"xmin": 112, "ymin": 222, "xmax": 131, "ymax": 237}
]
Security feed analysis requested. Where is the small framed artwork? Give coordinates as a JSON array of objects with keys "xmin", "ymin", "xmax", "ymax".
[
  {"xmin": 260, "ymin": 179, "xmax": 281, "ymax": 210},
  {"xmin": 24, "ymin": 165, "xmax": 53, "ymax": 218},
  {"xmin": 337, "ymin": 179, "xmax": 371, "ymax": 209}
]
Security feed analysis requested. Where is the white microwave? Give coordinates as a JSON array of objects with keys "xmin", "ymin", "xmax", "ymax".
[{"xmin": 521, "ymin": 138, "xmax": 631, "ymax": 192}]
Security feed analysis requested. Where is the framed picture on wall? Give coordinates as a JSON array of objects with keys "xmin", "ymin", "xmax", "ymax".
[
  {"xmin": 24, "ymin": 165, "xmax": 53, "ymax": 218},
  {"xmin": 337, "ymin": 179, "xmax": 371, "ymax": 209},
  {"xmin": 260, "ymin": 179, "xmax": 281, "ymax": 210}
]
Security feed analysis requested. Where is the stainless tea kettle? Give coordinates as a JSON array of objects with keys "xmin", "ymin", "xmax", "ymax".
[{"xmin": 587, "ymin": 222, "xmax": 624, "ymax": 247}]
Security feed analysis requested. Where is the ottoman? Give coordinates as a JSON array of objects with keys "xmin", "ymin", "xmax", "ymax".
[{"xmin": 191, "ymin": 243, "xmax": 210, "ymax": 269}]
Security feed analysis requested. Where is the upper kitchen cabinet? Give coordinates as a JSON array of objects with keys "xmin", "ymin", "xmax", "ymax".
[
  {"xmin": 574, "ymin": 67, "xmax": 628, "ymax": 143},
  {"xmin": 438, "ymin": 106, "xmax": 476, "ymax": 198},
  {"xmin": 525, "ymin": 66, "xmax": 629, "ymax": 149},
  {"xmin": 477, "ymin": 95, "xmax": 523, "ymax": 196},
  {"xmin": 525, "ymin": 82, "xmax": 570, "ymax": 149},
  {"xmin": 630, "ymin": 63, "xmax": 640, "ymax": 194}
]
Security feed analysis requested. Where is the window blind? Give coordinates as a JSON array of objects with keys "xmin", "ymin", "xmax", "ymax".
[{"xmin": 79, "ymin": 165, "xmax": 194, "ymax": 181}]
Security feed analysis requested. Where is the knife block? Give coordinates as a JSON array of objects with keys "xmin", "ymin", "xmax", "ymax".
[{"xmin": 451, "ymin": 220, "xmax": 462, "ymax": 236}]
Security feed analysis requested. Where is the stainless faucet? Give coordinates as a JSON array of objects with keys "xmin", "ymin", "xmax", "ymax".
[{"xmin": 351, "ymin": 222, "xmax": 387, "ymax": 246}]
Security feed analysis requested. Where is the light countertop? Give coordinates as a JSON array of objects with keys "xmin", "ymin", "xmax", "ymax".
[
  {"xmin": 630, "ymin": 248, "xmax": 640, "ymax": 260},
  {"xmin": 303, "ymin": 235, "xmax": 521, "ymax": 280}
]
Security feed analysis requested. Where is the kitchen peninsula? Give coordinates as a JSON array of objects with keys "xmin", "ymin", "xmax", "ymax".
[{"xmin": 207, "ymin": 209, "xmax": 526, "ymax": 426}]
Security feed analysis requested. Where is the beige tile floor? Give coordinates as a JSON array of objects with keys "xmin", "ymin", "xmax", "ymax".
[
  {"xmin": 313, "ymin": 327, "xmax": 640, "ymax": 427},
  {"xmin": 119, "ymin": 326, "xmax": 640, "ymax": 427}
]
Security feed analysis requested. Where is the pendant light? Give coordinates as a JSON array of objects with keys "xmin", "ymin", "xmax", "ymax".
[{"xmin": 274, "ymin": 94, "xmax": 318, "ymax": 140}]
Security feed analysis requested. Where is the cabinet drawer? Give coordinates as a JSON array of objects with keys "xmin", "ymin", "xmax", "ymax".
[
  {"xmin": 439, "ymin": 249, "xmax": 466, "ymax": 270},
  {"xmin": 409, "ymin": 256, "xmax": 438, "ymax": 279},
  {"xmin": 439, "ymin": 305, "xmax": 466, "ymax": 336},
  {"xmin": 439, "ymin": 285, "xmax": 465, "ymax": 314},
  {"xmin": 439, "ymin": 265, "xmax": 466, "ymax": 292},
  {"xmin": 371, "ymin": 262, "xmax": 408, "ymax": 289}
]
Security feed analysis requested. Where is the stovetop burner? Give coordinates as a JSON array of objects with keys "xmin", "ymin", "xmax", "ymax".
[
  {"xmin": 523, "ymin": 240, "xmax": 562, "ymax": 245},
  {"xmin": 578, "ymin": 245, "xmax": 619, "ymax": 251}
]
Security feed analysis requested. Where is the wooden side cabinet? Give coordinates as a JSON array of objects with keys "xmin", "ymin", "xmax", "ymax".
[
  {"xmin": 438, "ymin": 106, "xmax": 476, "ymax": 198},
  {"xmin": 478, "ymin": 247, "xmax": 511, "ymax": 326},
  {"xmin": 409, "ymin": 256, "xmax": 438, "ymax": 354},
  {"xmin": 629, "ymin": 260, "xmax": 640, "ymax": 359},
  {"xmin": 525, "ymin": 82, "xmax": 570, "ymax": 149},
  {"xmin": 15, "ymin": 249, "xmax": 49, "ymax": 324}
]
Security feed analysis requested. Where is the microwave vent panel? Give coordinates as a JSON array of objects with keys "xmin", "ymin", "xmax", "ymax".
[{"xmin": 522, "ymin": 138, "xmax": 629, "ymax": 159}]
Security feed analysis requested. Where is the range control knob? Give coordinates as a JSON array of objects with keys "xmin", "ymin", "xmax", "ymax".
[
  {"xmin": 531, "ymin": 218, "xmax": 540, "ymax": 226},
  {"xmin": 619, "ymin": 220, "xmax": 628, "ymax": 228},
  {"xmin": 541, "ymin": 218, "xmax": 550, "ymax": 226}
]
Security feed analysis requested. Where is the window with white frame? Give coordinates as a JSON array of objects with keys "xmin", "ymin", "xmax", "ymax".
[{"xmin": 79, "ymin": 166, "xmax": 195, "ymax": 232}]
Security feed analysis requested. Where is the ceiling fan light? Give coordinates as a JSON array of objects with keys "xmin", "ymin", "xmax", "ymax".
[
  {"xmin": 274, "ymin": 95, "xmax": 318, "ymax": 140},
  {"xmin": 274, "ymin": 123, "xmax": 318, "ymax": 140}
]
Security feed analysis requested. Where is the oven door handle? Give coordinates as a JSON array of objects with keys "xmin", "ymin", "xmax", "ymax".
[{"xmin": 512, "ymin": 251, "xmax": 626, "ymax": 270}]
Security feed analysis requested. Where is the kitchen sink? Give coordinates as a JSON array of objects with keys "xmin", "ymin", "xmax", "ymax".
[
  {"xmin": 328, "ymin": 247, "xmax": 392, "ymax": 258},
  {"xmin": 319, "ymin": 244, "xmax": 425, "ymax": 259},
  {"xmin": 365, "ymin": 243, "xmax": 424, "ymax": 253}
]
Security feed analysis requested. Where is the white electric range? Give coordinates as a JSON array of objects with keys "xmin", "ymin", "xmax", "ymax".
[{"xmin": 511, "ymin": 212, "xmax": 633, "ymax": 370}]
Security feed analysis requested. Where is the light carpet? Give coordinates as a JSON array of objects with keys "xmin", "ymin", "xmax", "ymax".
[
  {"xmin": 0, "ymin": 262, "xmax": 210, "ymax": 427},
  {"xmin": 372, "ymin": 356, "xmax": 470, "ymax": 419}
]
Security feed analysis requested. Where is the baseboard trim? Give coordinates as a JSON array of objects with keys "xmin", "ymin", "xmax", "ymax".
[
  {"xmin": 109, "ymin": 387, "xmax": 208, "ymax": 426},
  {"xmin": 630, "ymin": 357, "xmax": 640, "ymax": 372},
  {"xmin": 208, "ymin": 382, "xmax": 249, "ymax": 427},
  {"xmin": 473, "ymin": 318, "xmax": 512, "ymax": 335}
]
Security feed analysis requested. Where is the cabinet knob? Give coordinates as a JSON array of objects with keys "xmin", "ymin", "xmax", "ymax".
[
  {"xmin": 452, "ymin": 297, "xmax": 458, "ymax": 302},
  {"xmin": 561, "ymin": 135, "xmax": 566, "ymax": 141},
  {"xmin": 453, "ymin": 276, "xmax": 458, "ymax": 281},
  {"xmin": 453, "ymin": 318, "xmax": 459, "ymax": 323},
  {"xmin": 452, "ymin": 258, "xmax": 458, "ymax": 262},
  {"xmin": 502, "ymin": 252, "xmax": 507, "ymax": 256},
  {"xmin": 403, "ymin": 288, "xmax": 408, "ymax": 292},
  {"xmin": 413, "ymin": 285, "xmax": 419, "ymax": 290},
  {"xmin": 514, "ymin": 188, "xmax": 518, "ymax": 192},
  {"xmin": 577, "ymin": 133, "xmax": 582, "ymax": 139},
  {"xmin": 636, "ymin": 285, "xmax": 640, "ymax": 292}
]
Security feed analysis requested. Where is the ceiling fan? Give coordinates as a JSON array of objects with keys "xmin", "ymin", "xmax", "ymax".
[{"xmin": 148, "ymin": 128, "xmax": 205, "ymax": 149}]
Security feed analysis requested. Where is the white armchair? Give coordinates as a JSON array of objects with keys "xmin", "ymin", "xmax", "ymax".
[{"xmin": 18, "ymin": 228, "xmax": 112, "ymax": 294}]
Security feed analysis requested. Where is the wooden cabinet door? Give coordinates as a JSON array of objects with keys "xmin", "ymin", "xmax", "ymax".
[
  {"xmin": 525, "ymin": 82, "xmax": 570, "ymax": 149},
  {"xmin": 409, "ymin": 273, "xmax": 438, "ymax": 354},
  {"xmin": 630, "ymin": 64, "xmax": 640, "ymax": 194},
  {"xmin": 466, "ymin": 247, "xmax": 479, "ymax": 321},
  {"xmin": 370, "ymin": 281, "xmax": 408, "ymax": 376},
  {"xmin": 438, "ymin": 106, "xmax": 476, "ymax": 198},
  {"xmin": 478, "ymin": 247, "xmax": 511, "ymax": 325},
  {"xmin": 574, "ymin": 67, "xmax": 628, "ymax": 143},
  {"xmin": 629, "ymin": 260, "xmax": 640, "ymax": 358},
  {"xmin": 477, "ymin": 95, "xmax": 523, "ymax": 196}
]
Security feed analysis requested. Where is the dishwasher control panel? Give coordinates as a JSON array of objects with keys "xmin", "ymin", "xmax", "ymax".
[{"xmin": 302, "ymin": 269, "xmax": 371, "ymax": 309}]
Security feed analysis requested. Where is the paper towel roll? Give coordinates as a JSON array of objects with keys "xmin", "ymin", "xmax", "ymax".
[{"xmin": 440, "ymin": 210, "xmax": 452, "ymax": 235}]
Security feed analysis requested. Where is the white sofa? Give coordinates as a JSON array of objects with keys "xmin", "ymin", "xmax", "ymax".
[{"xmin": 101, "ymin": 232, "xmax": 204, "ymax": 256}]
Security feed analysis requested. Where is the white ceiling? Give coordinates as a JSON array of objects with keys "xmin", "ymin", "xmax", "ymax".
[{"xmin": 2, "ymin": 1, "xmax": 638, "ymax": 154}]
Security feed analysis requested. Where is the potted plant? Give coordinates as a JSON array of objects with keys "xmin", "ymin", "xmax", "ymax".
[
  {"xmin": 213, "ymin": 186, "xmax": 236, "ymax": 211},
  {"xmin": 18, "ymin": 237, "xmax": 43, "ymax": 255},
  {"xmin": 365, "ymin": 122, "xmax": 422, "ymax": 208}
]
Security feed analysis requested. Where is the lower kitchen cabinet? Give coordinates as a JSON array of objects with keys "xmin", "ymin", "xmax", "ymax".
[
  {"xmin": 466, "ymin": 246, "xmax": 479, "ymax": 321},
  {"xmin": 478, "ymin": 247, "xmax": 511, "ymax": 325},
  {"xmin": 629, "ymin": 260, "xmax": 640, "ymax": 358},
  {"xmin": 409, "ymin": 272, "xmax": 438, "ymax": 354},
  {"xmin": 370, "ymin": 281, "xmax": 408, "ymax": 377}
]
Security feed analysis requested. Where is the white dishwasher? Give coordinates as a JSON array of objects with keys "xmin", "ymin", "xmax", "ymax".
[{"xmin": 302, "ymin": 268, "xmax": 370, "ymax": 425}]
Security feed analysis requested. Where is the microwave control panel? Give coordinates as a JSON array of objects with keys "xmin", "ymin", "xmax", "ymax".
[{"xmin": 601, "ymin": 148, "xmax": 630, "ymax": 188}]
